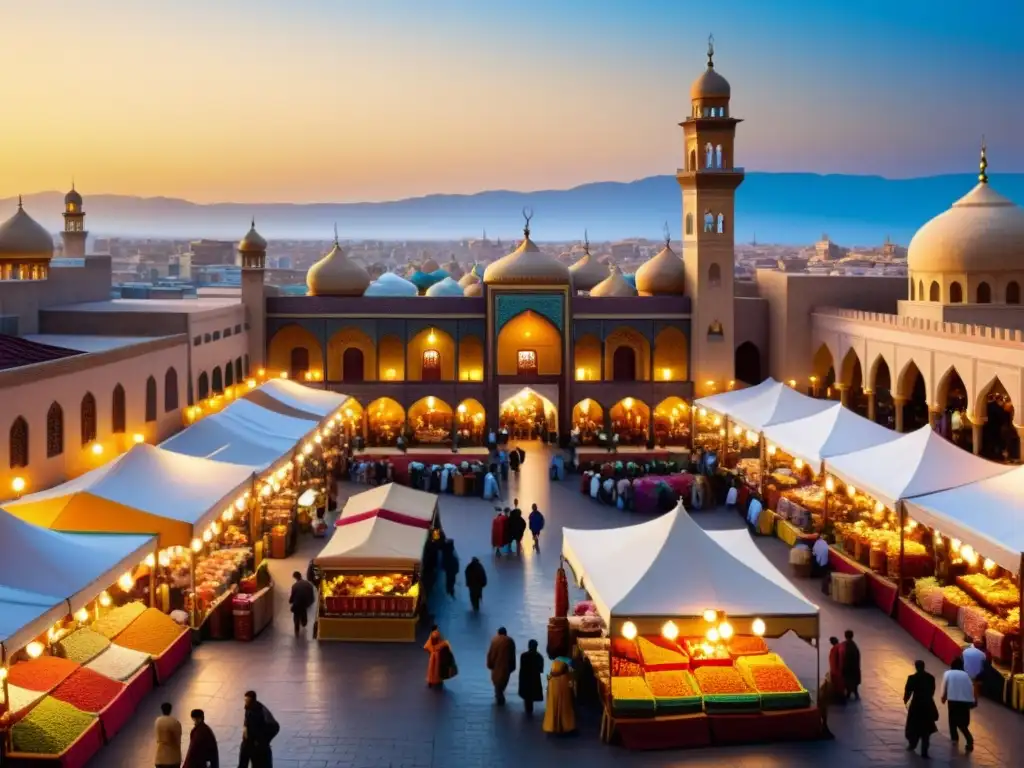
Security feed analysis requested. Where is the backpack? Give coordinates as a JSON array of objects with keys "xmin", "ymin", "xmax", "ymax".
[{"xmin": 261, "ymin": 704, "xmax": 280, "ymax": 742}]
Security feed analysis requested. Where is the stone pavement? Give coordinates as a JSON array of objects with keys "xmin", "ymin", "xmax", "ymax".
[{"xmin": 98, "ymin": 447, "xmax": 1020, "ymax": 767}]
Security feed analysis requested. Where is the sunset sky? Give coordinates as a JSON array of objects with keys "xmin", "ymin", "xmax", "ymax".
[{"xmin": 0, "ymin": 0, "xmax": 1021, "ymax": 204}]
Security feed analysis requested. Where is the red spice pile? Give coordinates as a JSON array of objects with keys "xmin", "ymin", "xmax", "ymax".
[
  {"xmin": 7, "ymin": 657, "xmax": 80, "ymax": 692},
  {"xmin": 51, "ymin": 668, "xmax": 126, "ymax": 713}
]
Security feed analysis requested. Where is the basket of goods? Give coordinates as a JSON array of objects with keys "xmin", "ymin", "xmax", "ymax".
[
  {"xmin": 55, "ymin": 628, "xmax": 111, "ymax": 665},
  {"xmin": 91, "ymin": 601, "xmax": 147, "ymax": 640},
  {"xmin": 644, "ymin": 670, "xmax": 703, "ymax": 714},
  {"xmin": 737, "ymin": 657, "xmax": 811, "ymax": 710},
  {"xmin": 868, "ymin": 544, "xmax": 887, "ymax": 573},
  {"xmin": 636, "ymin": 636, "xmax": 689, "ymax": 671},
  {"xmin": 788, "ymin": 547, "xmax": 812, "ymax": 579},
  {"xmin": 693, "ymin": 665, "xmax": 759, "ymax": 713},
  {"xmin": 611, "ymin": 676, "xmax": 655, "ymax": 716},
  {"xmin": 831, "ymin": 572, "xmax": 866, "ymax": 606},
  {"xmin": 941, "ymin": 586, "xmax": 975, "ymax": 625},
  {"xmin": 8, "ymin": 697, "xmax": 99, "ymax": 759},
  {"xmin": 683, "ymin": 638, "xmax": 733, "ymax": 668},
  {"xmin": 913, "ymin": 577, "xmax": 944, "ymax": 616},
  {"xmin": 726, "ymin": 636, "xmax": 769, "ymax": 658}
]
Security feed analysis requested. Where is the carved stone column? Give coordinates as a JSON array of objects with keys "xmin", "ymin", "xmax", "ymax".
[
  {"xmin": 864, "ymin": 389, "xmax": 876, "ymax": 422},
  {"xmin": 893, "ymin": 396, "xmax": 908, "ymax": 432},
  {"xmin": 928, "ymin": 409, "xmax": 942, "ymax": 430},
  {"xmin": 972, "ymin": 419, "xmax": 986, "ymax": 456},
  {"xmin": 835, "ymin": 384, "xmax": 850, "ymax": 408}
]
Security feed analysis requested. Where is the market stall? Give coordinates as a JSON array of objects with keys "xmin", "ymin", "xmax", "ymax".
[
  {"xmin": 314, "ymin": 484, "xmax": 439, "ymax": 642},
  {"xmin": 563, "ymin": 503, "xmax": 820, "ymax": 750},
  {"xmin": 161, "ymin": 413, "xmax": 298, "ymax": 469}
]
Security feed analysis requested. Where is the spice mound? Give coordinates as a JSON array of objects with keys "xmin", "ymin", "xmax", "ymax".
[
  {"xmin": 91, "ymin": 602, "xmax": 147, "ymax": 639},
  {"xmin": 11, "ymin": 697, "xmax": 95, "ymax": 755},
  {"xmin": 7, "ymin": 656, "xmax": 81, "ymax": 693},
  {"xmin": 750, "ymin": 664, "xmax": 803, "ymax": 693},
  {"xmin": 645, "ymin": 670, "xmax": 698, "ymax": 698},
  {"xmin": 85, "ymin": 645, "xmax": 151, "ymax": 682},
  {"xmin": 694, "ymin": 665, "xmax": 752, "ymax": 695},
  {"xmin": 52, "ymin": 668, "xmax": 126, "ymax": 713},
  {"xmin": 113, "ymin": 608, "xmax": 185, "ymax": 656},
  {"xmin": 56, "ymin": 628, "xmax": 111, "ymax": 665}
]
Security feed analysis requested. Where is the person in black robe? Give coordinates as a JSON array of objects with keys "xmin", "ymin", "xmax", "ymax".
[
  {"xmin": 464, "ymin": 557, "xmax": 488, "ymax": 611},
  {"xmin": 509, "ymin": 448, "xmax": 520, "ymax": 474},
  {"xmin": 443, "ymin": 540, "xmax": 459, "ymax": 598},
  {"xmin": 842, "ymin": 629, "xmax": 861, "ymax": 700},
  {"xmin": 518, "ymin": 639, "xmax": 545, "ymax": 715},
  {"xmin": 904, "ymin": 660, "xmax": 938, "ymax": 758}
]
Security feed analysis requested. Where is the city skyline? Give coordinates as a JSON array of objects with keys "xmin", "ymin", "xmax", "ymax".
[{"xmin": 1, "ymin": 0, "xmax": 1021, "ymax": 204}]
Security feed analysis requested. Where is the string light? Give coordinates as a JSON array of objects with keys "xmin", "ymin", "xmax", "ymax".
[
  {"xmin": 752, "ymin": 618, "xmax": 766, "ymax": 637},
  {"xmin": 661, "ymin": 621, "xmax": 679, "ymax": 641},
  {"xmin": 621, "ymin": 621, "xmax": 638, "ymax": 640},
  {"xmin": 703, "ymin": 609, "xmax": 717, "ymax": 623}
]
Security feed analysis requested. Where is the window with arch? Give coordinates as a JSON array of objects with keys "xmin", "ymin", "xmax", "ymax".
[
  {"xmin": 112, "ymin": 384, "xmax": 126, "ymax": 434},
  {"xmin": 197, "ymin": 372, "xmax": 209, "ymax": 400},
  {"xmin": 164, "ymin": 368, "xmax": 179, "ymax": 412},
  {"xmin": 685, "ymin": 213, "xmax": 694, "ymax": 236},
  {"xmin": 212, "ymin": 367, "xmax": 223, "ymax": 393},
  {"xmin": 917, "ymin": 280, "xmax": 924, "ymax": 302},
  {"xmin": 244, "ymin": 354, "xmax": 250, "ymax": 376},
  {"xmin": 689, "ymin": 149, "xmax": 696, "ymax": 171},
  {"xmin": 977, "ymin": 282, "xmax": 991, "ymax": 304},
  {"xmin": 1008, "ymin": 281, "xmax": 1021, "ymax": 305},
  {"xmin": 950, "ymin": 281, "xmax": 963, "ymax": 304},
  {"xmin": 910, "ymin": 280, "xmax": 915, "ymax": 301},
  {"xmin": 705, "ymin": 142, "xmax": 714, "ymax": 169},
  {"xmin": 225, "ymin": 362, "xmax": 234, "ymax": 387},
  {"xmin": 145, "ymin": 376, "xmax": 157, "ymax": 422},
  {"xmin": 708, "ymin": 263, "xmax": 722, "ymax": 287},
  {"xmin": 47, "ymin": 402, "xmax": 63, "ymax": 458},
  {"xmin": 235, "ymin": 358, "xmax": 243, "ymax": 382},
  {"xmin": 81, "ymin": 393, "xmax": 97, "ymax": 446},
  {"xmin": 9, "ymin": 417, "xmax": 28, "ymax": 469},
  {"xmin": 929, "ymin": 281, "xmax": 940, "ymax": 301},
  {"xmin": 715, "ymin": 144, "xmax": 723, "ymax": 168},
  {"xmin": 422, "ymin": 349, "xmax": 441, "ymax": 381},
  {"xmin": 717, "ymin": 214, "xmax": 726, "ymax": 234}
]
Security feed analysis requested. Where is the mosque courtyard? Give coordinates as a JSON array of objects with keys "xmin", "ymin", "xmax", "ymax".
[{"xmin": 98, "ymin": 447, "xmax": 1018, "ymax": 768}]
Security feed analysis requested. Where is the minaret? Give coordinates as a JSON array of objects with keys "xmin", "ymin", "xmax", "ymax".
[
  {"xmin": 61, "ymin": 183, "xmax": 88, "ymax": 258},
  {"xmin": 678, "ymin": 36, "xmax": 745, "ymax": 396},
  {"xmin": 238, "ymin": 219, "xmax": 268, "ymax": 375}
]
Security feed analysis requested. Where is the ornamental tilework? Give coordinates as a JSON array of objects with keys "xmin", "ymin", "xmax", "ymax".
[{"xmin": 495, "ymin": 294, "xmax": 564, "ymax": 334}]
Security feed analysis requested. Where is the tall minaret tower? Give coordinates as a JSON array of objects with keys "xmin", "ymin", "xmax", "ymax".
[
  {"xmin": 61, "ymin": 183, "xmax": 88, "ymax": 258},
  {"xmin": 678, "ymin": 37, "xmax": 744, "ymax": 397},
  {"xmin": 238, "ymin": 220, "xmax": 268, "ymax": 376}
]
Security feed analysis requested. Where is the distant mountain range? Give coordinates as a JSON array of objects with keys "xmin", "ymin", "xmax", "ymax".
[{"xmin": 6, "ymin": 172, "xmax": 1022, "ymax": 246}]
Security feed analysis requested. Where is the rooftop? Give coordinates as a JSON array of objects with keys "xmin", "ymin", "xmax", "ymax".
[
  {"xmin": 0, "ymin": 334, "xmax": 83, "ymax": 371},
  {"xmin": 50, "ymin": 297, "xmax": 241, "ymax": 314},
  {"xmin": 20, "ymin": 334, "xmax": 161, "ymax": 353}
]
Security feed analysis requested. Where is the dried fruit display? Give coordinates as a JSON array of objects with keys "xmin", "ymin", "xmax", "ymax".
[
  {"xmin": 958, "ymin": 573, "xmax": 1021, "ymax": 609},
  {"xmin": 7, "ymin": 656, "xmax": 80, "ymax": 693},
  {"xmin": 611, "ymin": 657, "xmax": 642, "ymax": 677},
  {"xmin": 693, "ymin": 666, "xmax": 752, "ymax": 695},
  {"xmin": 113, "ymin": 608, "xmax": 186, "ymax": 656},
  {"xmin": 637, "ymin": 636, "xmax": 688, "ymax": 670},
  {"xmin": 55, "ymin": 628, "xmax": 111, "ymax": 665},
  {"xmin": 91, "ymin": 602, "xmax": 147, "ymax": 640},
  {"xmin": 321, "ymin": 573, "xmax": 416, "ymax": 597},
  {"xmin": 51, "ymin": 669, "xmax": 126, "ymax": 713},
  {"xmin": 611, "ymin": 676, "xmax": 654, "ymax": 700},
  {"xmin": 611, "ymin": 637, "xmax": 639, "ymax": 661},
  {"xmin": 85, "ymin": 645, "xmax": 151, "ymax": 682},
  {"xmin": 645, "ymin": 670, "xmax": 698, "ymax": 698},
  {"xmin": 990, "ymin": 607, "xmax": 1021, "ymax": 635},
  {"xmin": 10, "ymin": 697, "xmax": 95, "ymax": 755},
  {"xmin": 749, "ymin": 664, "xmax": 803, "ymax": 693},
  {"xmin": 941, "ymin": 586, "xmax": 975, "ymax": 607},
  {"xmin": 726, "ymin": 636, "xmax": 768, "ymax": 657}
]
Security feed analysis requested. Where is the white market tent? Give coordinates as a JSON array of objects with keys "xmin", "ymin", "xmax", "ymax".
[
  {"xmin": 695, "ymin": 378, "xmax": 778, "ymax": 419},
  {"xmin": 161, "ymin": 413, "xmax": 297, "ymax": 468},
  {"xmin": 824, "ymin": 425, "xmax": 1013, "ymax": 510},
  {"xmin": 340, "ymin": 483, "xmax": 438, "ymax": 524},
  {"xmin": 762, "ymin": 403, "xmax": 902, "ymax": 467},
  {"xmin": 705, "ymin": 528, "xmax": 817, "ymax": 606},
  {"xmin": 314, "ymin": 518, "xmax": 429, "ymax": 570},
  {"xmin": 215, "ymin": 398, "xmax": 320, "ymax": 442},
  {"xmin": 253, "ymin": 379, "xmax": 349, "ymax": 418},
  {"xmin": 705, "ymin": 379, "xmax": 834, "ymax": 433},
  {"xmin": 562, "ymin": 504, "xmax": 818, "ymax": 638},
  {"xmin": 904, "ymin": 465, "xmax": 1024, "ymax": 573}
]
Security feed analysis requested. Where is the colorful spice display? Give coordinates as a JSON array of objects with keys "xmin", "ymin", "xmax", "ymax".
[
  {"xmin": 725, "ymin": 636, "xmax": 768, "ymax": 657},
  {"xmin": 10, "ymin": 697, "xmax": 96, "ymax": 755},
  {"xmin": 51, "ymin": 668, "xmax": 126, "ymax": 713},
  {"xmin": 941, "ymin": 586, "xmax": 974, "ymax": 607},
  {"xmin": 611, "ymin": 657, "xmax": 643, "ymax": 677},
  {"xmin": 56, "ymin": 628, "xmax": 111, "ymax": 665},
  {"xmin": 636, "ymin": 636, "xmax": 688, "ymax": 669},
  {"xmin": 113, "ymin": 608, "xmax": 186, "ymax": 656},
  {"xmin": 611, "ymin": 637, "xmax": 639, "ymax": 661},
  {"xmin": 959, "ymin": 573, "xmax": 1021, "ymax": 610},
  {"xmin": 7, "ymin": 656, "xmax": 81, "ymax": 693},
  {"xmin": 645, "ymin": 670, "xmax": 698, "ymax": 698},
  {"xmin": 735, "ymin": 652, "xmax": 784, "ymax": 668},
  {"xmin": 91, "ymin": 601, "xmax": 147, "ymax": 640},
  {"xmin": 693, "ymin": 666, "xmax": 752, "ymax": 695},
  {"xmin": 1, "ymin": 684, "xmax": 46, "ymax": 718},
  {"xmin": 85, "ymin": 644, "xmax": 151, "ymax": 682},
  {"xmin": 611, "ymin": 676, "xmax": 654, "ymax": 700},
  {"xmin": 749, "ymin": 665, "xmax": 803, "ymax": 694}
]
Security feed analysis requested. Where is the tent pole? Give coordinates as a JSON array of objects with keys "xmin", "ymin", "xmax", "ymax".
[
  {"xmin": 822, "ymin": 471, "xmax": 830, "ymax": 534},
  {"xmin": 149, "ymin": 543, "xmax": 157, "ymax": 608},
  {"xmin": 1018, "ymin": 552, "xmax": 1023, "ymax": 675},
  {"xmin": 758, "ymin": 433, "xmax": 766, "ymax": 498},
  {"xmin": 897, "ymin": 502, "xmax": 906, "ymax": 598}
]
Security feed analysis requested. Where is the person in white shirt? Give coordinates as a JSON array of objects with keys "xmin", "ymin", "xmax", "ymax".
[
  {"xmin": 812, "ymin": 537, "xmax": 830, "ymax": 567},
  {"xmin": 962, "ymin": 642, "xmax": 986, "ymax": 700},
  {"xmin": 940, "ymin": 657, "xmax": 975, "ymax": 752}
]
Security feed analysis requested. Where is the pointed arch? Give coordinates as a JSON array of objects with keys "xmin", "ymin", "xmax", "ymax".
[
  {"xmin": 9, "ymin": 416, "xmax": 28, "ymax": 468},
  {"xmin": 197, "ymin": 372, "xmax": 209, "ymax": 400},
  {"xmin": 225, "ymin": 361, "xmax": 235, "ymax": 387},
  {"xmin": 604, "ymin": 326, "xmax": 650, "ymax": 381},
  {"xmin": 111, "ymin": 384, "xmax": 126, "ymax": 433},
  {"xmin": 497, "ymin": 311, "xmax": 562, "ymax": 376},
  {"xmin": 145, "ymin": 376, "xmax": 158, "ymax": 422},
  {"xmin": 812, "ymin": 343, "xmax": 837, "ymax": 395},
  {"xmin": 949, "ymin": 282, "xmax": 963, "ymax": 303},
  {"xmin": 366, "ymin": 397, "xmax": 405, "ymax": 447},
  {"xmin": 81, "ymin": 392, "xmax": 97, "ymax": 446},
  {"xmin": 977, "ymin": 282, "xmax": 991, "ymax": 304},
  {"xmin": 455, "ymin": 398, "xmax": 486, "ymax": 446},
  {"xmin": 653, "ymin": 397, "xmax": 691, "ymax": 447},
  {"xmin": 47, "ymin": 402, "xmax": 64, "ymax": 458},
  {"xmin": 1007, "ymin": 281, "xmax": 1021, "ymax": 304},
  {"xmin": 934, "ymin": 364, "xmax": 968, "ymax": 413},
  {"xmin": 869, "ymin": 355, "xmax": 894, "ymax": 427},
  {"xmin": 571, "ymin": 399, "xmax": 603, "ymax": 445},
  {"xmin": 212, "ymin": 366, "xmax": 223, "ymax": 394},
  {"xmin": 839, "ymin": 347, "xmax": 862, "ymax": 387},
  {"xmin": 609, "ymin": 397, "xmax": 650, "ymax": 446},
  {"xmin": 327, "ymin": 326, "xmax": 376, "ymax": 382},
  {"xmin": 975, "ymin": 375, "xmax": 1019, "ymax": 461},
  {"xmin": 164, "ymin": 368, "xmax": 179, "ymax": 412},
  {"xmin": 929, "ymin": 282, "xmax": 939, "ymax": 301}
]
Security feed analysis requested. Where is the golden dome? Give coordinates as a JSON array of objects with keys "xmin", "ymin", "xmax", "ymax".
[
  {"xmin": 238, "ymin": 219, "xmax": 267, "ymax": 253},
  {"xmin": 690, "ymin": 39, "xmax": 730, "ymax": 101},
  {"xmin": 464, "ymin": 281, "xmax": 483, "ymax": 297},
  {"xmin": 908, "ymin": 149, "xmax": 1024, "ymax": 275},
  {"xmin": 590, "ymin": 264, "xmax": 638, "ymax": 297},
  {"xmin": 306, "ymin": 233, "xmax": 371, "ymax": 296},
  {"xmin": 0, "ymin": 197, "xmax": 54, "ymax": 261},
  {"xmin": 635, "ymin": 241, "xmax": 685, "ymax": 296},
  {"xmin": 569, "ymin": 234, "xmax": 607, "ymax": 291},
  {"xmin": 458, "ymin": 265, "xmax": 481, "ymax": 288},
  {"xmin": 64, "ymin": 185, "xmax": 83, "ymax": 208},
  {"xmin": 483, "ymin": 212, "xmax": 570, "ymax": 286}
]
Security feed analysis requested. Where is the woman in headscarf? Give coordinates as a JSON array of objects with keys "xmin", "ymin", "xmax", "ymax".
[
  {"xmin": 424, "ymin": 626, "xmax": 455, "ymax": 688},
  {"xmin": 828, "ymin": 636, "xmax": 847, "ymax": 700},
  {"xmin": 542, "ymin": 660, "xmax": 576, "ymax": 734}
]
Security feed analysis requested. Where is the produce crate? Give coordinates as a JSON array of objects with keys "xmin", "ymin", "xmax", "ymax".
[
  {"xmin": 759, "ymin": 690, "xmax": 812, "ymax": 711},
  {"xmin": 610, "ymin": 676, "xmax": 656, "ymax": 717},
  {"xmin": 701, "ymin": 693, "xmax": 761, "ymax": 714},
  {"xmin": 637, "ymin": 636, "xmax": 689, "ymax": 671},
  {"xmin": 831, "ymin": 573, "xmax": 866, "ymax": 606},
  {"xmin": 646, "ymin": 670, "xmax": 703, "ymax": 715},
  {"xmin": 868, "ymin": 546, "xmax": 886, "ymax": 573}
]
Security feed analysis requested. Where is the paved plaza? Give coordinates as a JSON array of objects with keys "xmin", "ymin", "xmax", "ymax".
[{"xmin": 99, "ymin": 448, "xmax": 1019, "ymax": 767}]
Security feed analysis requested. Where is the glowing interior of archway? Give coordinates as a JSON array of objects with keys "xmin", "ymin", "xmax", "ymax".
[{"xmin": 499, "ymin": 387, "xmax": 558, "ymax": 435}]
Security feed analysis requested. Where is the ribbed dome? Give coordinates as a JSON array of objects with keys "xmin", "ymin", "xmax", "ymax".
[
  {"xmin": 458, "ymin": 265, "xmax": 481, "ymax": 288},
  {"xmin": 306, "ymin": 238, "xmax": 371, "ymax": 296},
  {"xmin": 483, "ymin": 222, "xmax": 570, "ymax": 286},
  {"xmin": 569, "ymin": 251, "xmax": 608, "ymax": 291},
  {"xmin": 0, "ymin": 199, "xmax": 54, "ymax": 260},
  {"xmin": 635, "ymin": 243, "xmax": 685, "ymax": 296},
  {"xmin": 464, "ymin": 281, "xmax": 483, "ymax": 297},
  {"xmin": 690, "ymin": 42, "xmax": 730, "ymax": 101},
  {"xmin": 237, "ymin": 220, "xmax": 267, "ymax": 253},
  {"xmin": 425, "ymin": 276, "xmax": 466, "ymax": 297},
  {"xmin": 364, "ymin": 271, "xmax": 419, "ymax": 297},
  {"xmin": 590, "ymin": 264, "xmax": 638, "ymax": 297},
  {"xmin": 64, "ymin": 186, "xmax": 83, "ymax": 208},
  {"xmin": 908, "ymin": 181, "xmax": 1024, "ymax": 275},
  {"xmin": 442, "ymin": 258, "xmax": 464, "ymax": 279}
]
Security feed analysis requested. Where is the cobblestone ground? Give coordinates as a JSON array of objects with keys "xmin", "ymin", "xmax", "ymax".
[{"xmin": 99, "ymin": 447, "xmax": 1020, "ymax": 767}]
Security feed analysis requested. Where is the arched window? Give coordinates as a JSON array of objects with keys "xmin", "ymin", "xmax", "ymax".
[
  {"xmin": 929, "ymin": 282, "xmax": 940, "ymax": 301},
  {"xmin": 9, "ymin": 417, "xmax": 28, "ymax": 469},
  {"xmin": 977, "ymin": 282, "xmax": 991, "ymax": 304},
  {"xmin": 917, "ymin": 280, "xmax": 923, "ymax": 302},
  {"xmin": 225, "ymin": 361, "xmax": 234, "ymax": 387},
  {"xmin": 421, "ymin": 349, "xmax": 441, "ymax": 381},
  {"xmin": 1008, "ymin": 281, "xmax": 1021, "ymax": 305},
  {"xmin": 235, "ymin": 358, "xmax": 243, "ymax": 382},
  {"xmin": 47, "ymin": 402, "xmax": 63, "ymax": 458},
  {"xmin": 715, "ymin": 145, "xmax": 723, "ymax": 168},
  {"xmin": 705, "ymin": 143, "xmax": 714, "ymax": 169},
  {"xmin": 950, "ymin": 282, "xmax": 963, "ymax": 303},
  {"xmin": 244, "ymin": 354, "xmax": 250, "ymax": 376},
  {"xmin": 145, "ymin": 376, "xmax": 157, "ymax": 422},
  {"xmin": 709, "ymin": 263, "xmax": 722, "ymax": 287},
  {"xmin": 212, "ymin": 367, "xmax": 223, "ymax": 393},
  {"xmin": 197, "ymin": 372, "xmax": 209, "ymax": 400},
  {"xmin": 910, "ymin": 280, "xmax": 915, "ymax": 301},
  {"xmin": 703, "ymin": 209, "xmax": 715, "ymax": 232},
  {"xmin": 112, "ymin": 384, "xmax": 126, "ymax": 433},
  {"xmin": 164, "ymin": 368, "xmax": 179, "ymax": 412},
  {"xmin": 685, "ymin": 213, "xmax": 693, "ymax": 236},
  {"xmin": 717, "ymin": 214, "xmax": 725, "ymax": 234},
  {"xmin": 612, "ymin": 346, "xmax": 637, "ymax": 381},
  {"xmin": 689, "ymin": 149, "xmax": 696, "ymax": 171},
  {"xmin": 81, "ymin": 393, "xmax": 97, "ymax": 446}
]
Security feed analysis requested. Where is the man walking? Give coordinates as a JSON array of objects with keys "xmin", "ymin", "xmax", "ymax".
[
  {"xmin": 903, "ymin": 660, "xmax": 938, "ymax": 758},
  {"xmin": 239, "ymin": 691, "xmax": 278, "ymax": 768},
  {"xmin": 288, "ymin": 571, "xmax": 316, "ymax": 637},
  {"xmin": 486, "ymin": 627, "xmax": 517, "ymax": 705},
  {"xmin": 182, "ymin": 709, "xmax": 219, "ymax": 768},
  {"xmin": 154, "ymin": 701, "xmax": 182, "ymax": 768},
  {"xmin": 464, "ymin": 557, "xmax": 487, "ymax": 611},
  {"xmin": 841, "ymin": 629, "xmax": 861, "ymax": 700},
  {"xmin": 941, "ymin": 657, "xmax": 976, "ymax": 752},
  {"xmin": 528, "ymin": 504, "xmax": 545, "ymax": 552}
]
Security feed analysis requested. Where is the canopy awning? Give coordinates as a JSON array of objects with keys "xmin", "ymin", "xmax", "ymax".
[
  {"xmin": 707, "ymin": 380, "xmax": 833, "ymax": 433},
  {"xmin": 762, "ymin": 403, "xmax": 902, "ymax": 467},
  {"xmin": 824, "ymin": 425, "xmax": 1012, "ymax": 509},
  {"xmin": 695, "ymin": 378, "xmax": 778, "ymax": 419},
  {"xmin": 250, "ymin": 379, "xmax": 349, "ymax": 418},
  {"xmin": 215, "ymin": 398, "xmax": 320, "ymax": 442},
  {"xmin": 3, "ymin": 444, "xmax": 255, "ymax": 547},
  {"xmin": 562, "ymin": 504, "xmax": 818, "ymax": 636},
  {"xmin": 161, "ymin": 413, "xmax": 297, "ymax": 469},
  {"xmin": 340, "ymin": 483, "xmax": 438, "ymax": 524},
  {"xmin": 904, "ymin": 465, "xmax": 1024, "ymax": 573},
  {"xmin": 0, "ymin": 587, "xmax": 68, "ymax": 654}
]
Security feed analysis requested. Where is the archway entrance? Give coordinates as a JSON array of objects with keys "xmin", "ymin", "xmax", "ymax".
[
  {"xmin": 342, "ymin": 348, "xmax": 365, "ymax": 382},
  {"xmin": 408, "ymin": 396, "xmax": 453, "ymax": 446},
  {"xmin": 734, "ymin": 342, "xmax": 762, "ymax": 386},
  {"xmin": 653, "ymin": 397, "xmax": 691, "ymax": 447},
  {"xmin": 980, "ymin": 378, "xmax": 1018, "ymax": 461},
  {"xmin": 572, "ymin": 399, "xmax": 603, "ymax": 444},
  {"xmin": 872, "ymin": 357, "xmax": 895, "ymax": 429},
  {"xmin": 498, "ymin": 386, "xmax": 558, "ymax": 442},
  {"xmin": 812, "ymin": 344, "xmax": 836, "ymax": 399},
  {"xmin": 842, "ymin": 351, "xmax": 867, "ymax": 417},
  {"xmin": 366, "ymin": 397, "xmax": 404, "ymax": 447},
  {"xmin": 899, "ymin": 362, "xmax": 928, "ymax": 433},
  {"xmin": 936, "ymin": 368, "xmax": 970, "ymax": 451},
  {"xmin": 612, "ymin": 346, "xmax": 637, "ymax": 381},
  {"xmin": 610, "ymin": 397, "xmax": 650, "ymax": 446}
]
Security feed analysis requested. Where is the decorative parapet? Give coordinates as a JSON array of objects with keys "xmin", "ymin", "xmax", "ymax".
[{"xmin": 813, "ymin": 307, "xmax": 1024, "ymax": 346}]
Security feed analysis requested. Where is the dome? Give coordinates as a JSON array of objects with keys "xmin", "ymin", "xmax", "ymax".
[
  {"xmin": 363, "ymin": 271, "xmax": 419, "ymax": 297},
  {"xmin": 635, "ymin": 242, "xmax": 685, "ymax": 296},
  {"xmin": 690, "ymin": 42, "xmax": 730, "ymax": 101},
  {"xmin": 569, "ymin": 250, "xmax": 608, "ymax": 292},
  {"xmin": 425, "ymin": 276, "xmax": 466, "ymax": 297},
  {"xmin": 907, "ymin": 182, "xmax": 1024, "ymax": 275},
  {"xmin": 463, "ymin": 281, "xmax": 483, "ymax": 297},
  {"xmin": 306, "ymin": 238, "xmax": 371, "ymax": 296},
  {"xmin": 421, "ymin": 257, "xmax": 440, "ymax": 273},
  {"xmin": 458, "ymin": 265, "xmax": 481, "ymax": 288},
  {"xmin": 237, "ymin": 219, "xmax": 267, "ymax": 253},
  {"xmin": 64, "ymin": 185, "xmax": 82, "ymax": 208},
  {"xmin": 443, "ymin": 258, "xmax": 464, "ymax": 279},
  {"xmin": 590, "ymin": 264, "xmax": 638, "ymax": 297},
  {"xmin": 483, "ymin": 220, "xmax": 570, "ymax": 286},
  {"xmin": 409, "ymin": 270, "xmax": 443, "ymax": 292},
  {"xmin": 0, "ymin": 198, "xmax": 54, "ymax": 260}
]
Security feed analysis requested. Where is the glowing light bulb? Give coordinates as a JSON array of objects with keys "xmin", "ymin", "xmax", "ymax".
[
  {"xmin": 427, "ymin": 331, "xmax": 437, "ymax": 344},
  {"xmin": 222, "ymin": 509, "xmax": 234, "ymax": 522},
  {"xmin": 91, "ymin": 443, "xmax": 104, "ymax": 456},
  {"xmin": 874, "ymin": 501, "xmax": 885, "ymax": 514},
  {"xmin": 458, "ymin": 404, "xmax": 467, "ymax": 414},
  {"xmin": 99, "ymin": 591, "xmax": 112, "ymax": 607},
  {"xmin": 11, "ymin": 476, "xmax": 26, "ymax": 493},
  {"xmin": 703, "ymin": 609, "xmax": 717, "ymax": 623},
  {"xmin": 25, "ymin": 641, "xmax": 44, "ymax": 659},
  {"xmin": 825, "ymin": 477, "xmax": 835, "ymax": 492},
  {"xmin": 698, "ymin": 408, "xmax": 707, "ymax": 418},
  {"xmin": 202, "ymin": 529, "xmax": 213, "ymax": 543},
  {"xmin": 624, "ymin": 397, "xmax": 634, "ymax": 410},
  {"xmin": 767, "ymin": 444, "xmax": 777, "ymax": 456},
  {"xmin": 117, "ymin": 572, "xmax": 134, "ymax": 591},
  {"xmin": 733, "ymin": 425, "xmax": 742, "ymax": 436},
  {"xmin": 0, "ymin": 667, "xmax": 8, "ymax": 680},
  {"xmin": 794, "ymin": 458, "xmax": 804, "ymax": 470},
  {"xmin": 314, "ymin": 434, "xmax": 323, "ymax": 445},
  {"xmin": 752, "ymin": 618, "xmax": 766, "ymax": 637},
  {"xmin": 713, "ymin": 415, "xmax": 722, "ymax": 427},
  {"xmin": 621, "ymin": 621, "xmax": 638, "ymax": 640},
  {"xmin": 260, "ymin": 484, "xmax": 272, "ymax": 497},
  {"xmin": 961, "ymin": 544, "xmax": 975, "ymax": 561},
  {"xmin": 718, "ymin": 621, "xmax": 734, "ymax": 640},
  {"xmin": 661, "ymin": 621, "xmax": 679, "ymax": 641},
  {"xmin": 984, "ymin": 558, "xmax": 996, "ymax": 571},
  {"xmin": 847, "ymin": 485, "xmax": 856, "ymax": 498},
  {"xmin": 144, "ymin": 553, "xmax": 156, "ymax": 568},
  {"xmin": 75, "ymin": 608, "xmax": 89, "ymax": 623},
  {"xmin": 235, "ymin": 497, "xmax": 246, "ymax": 511},
  {"xmin": 132, "ymin": 433, "xmax": 145, "ymax": 444},
  {"xmin": 191, "ymin": 538, "xmax": 202, "ymax": 553},
  {"xmin": 212, "ymin": 521, "xmax": 222, "ymax": 535},
  {"xmin": 303, "ymin": 443, "xmax": 314, "ymax": 455},
  {"xmin": 706, "ymin": 628, "xmax": 720, "ymax": 643},
  {"xmin": 951, "ymin": 538, "xmax": 962, "ymax": 553}
]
